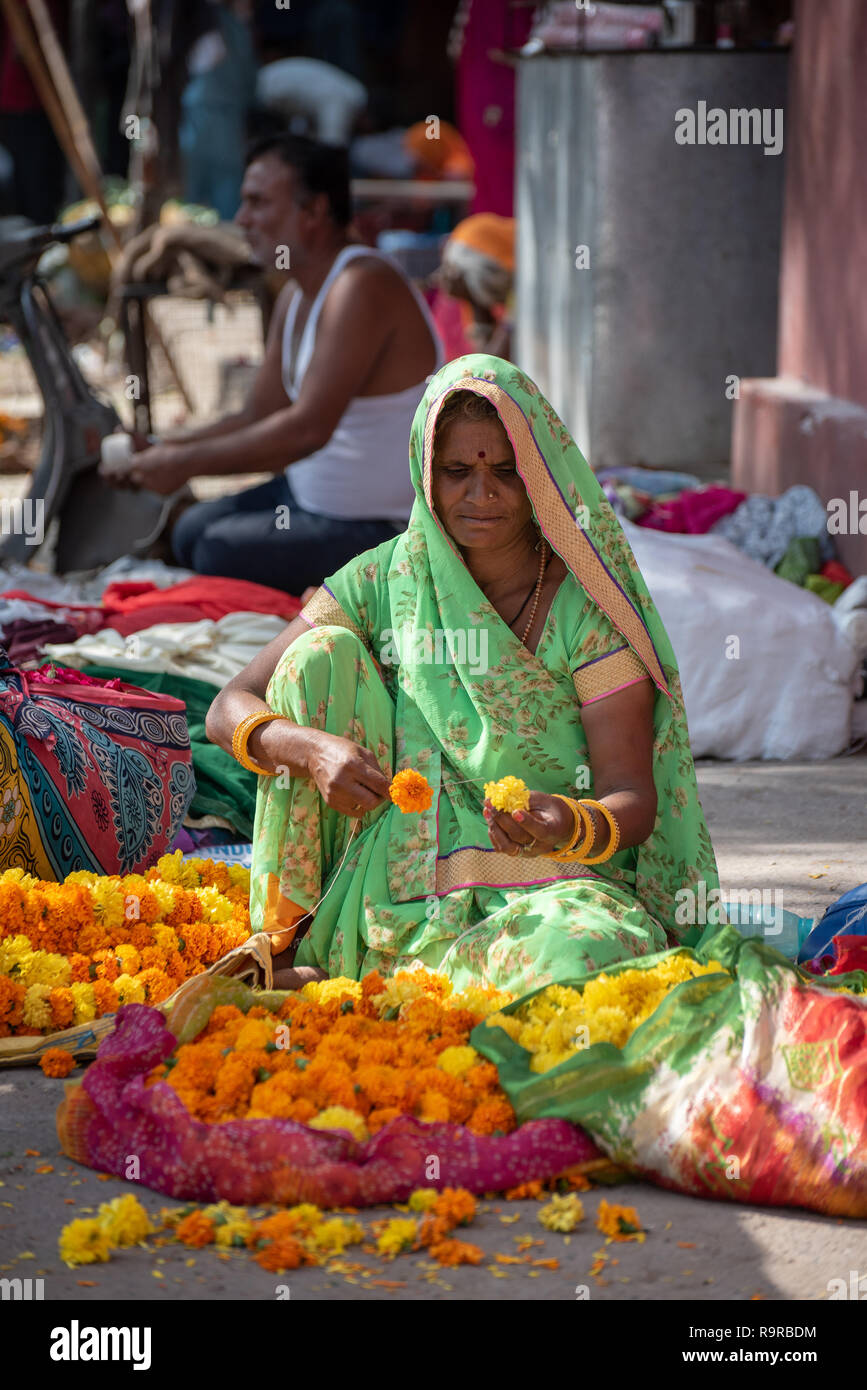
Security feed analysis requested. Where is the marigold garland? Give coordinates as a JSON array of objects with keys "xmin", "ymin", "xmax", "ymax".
[
  {"xmin": 147, "ymin": 967, "xmax": 517, "ymax": 1135},
  {"xmin": 486, "ymin": 955, "xmax": 727, "ymax": 1072},
  {"xmin": 0, "ymin": 856, "xmax": 251, "ymax": 1037}
]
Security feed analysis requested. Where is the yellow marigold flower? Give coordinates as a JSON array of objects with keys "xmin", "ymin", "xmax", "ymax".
[
  {"xmin": 1, "ymin": 867, "xmax": 37, "ymax": 889},
  {"xmin": 115, "ymin": 945, "xmax": 140, "ymax": 975},
  {"xmin": 308, "ymin": 1106, "xmax": 369, "ymax": 1143},
  {"xmin": 389, "ymin": 768, "xmax": 433, "ymax": 813},
  {"xmin": 596, "ymin": 1199, "xmax": 644, "ymax": 1241},
  {"xmin": 114, "ymin": 974, "xmax": 145, "ymax": 1006},
  {"xmin": 206, "ymin": 1201, "xmax": 254, "ymax": 1248},
  {"xmin": 59, "ymin": 1217, "xmax": 112, "ymax": 1267},
  {"xmin": 234, "ymin": 1019, "xmax": 274, "ymax": 1052},
  {"xmin": 149, "ymin": 880, "xmax": 178, "ymax": 918},
  {"xmin": 485, "ymin": 1012, "xmax": 523, "ymax": 1041},
  {"xmin": 152, "ymin": 925, "xmax": 180, "ymax": 955},
  {"xmin": 436, "ymin": 1045, "xmax": 479, "ymax": 1077},
  {"xmin": 89, "ymin": 877, "xmax": 126, "ymax": 931},
  {"xmin": 376, "ymin": 1218, "xmax": 417, "ymax": 1258},
  {"xmin": 484, "ymin": 776, "xmax": 530, "ymax": 813},
  {"xmin": 538, "ymin": 1193, "xmax": 584, "ymax": 1232},
  {"xmin": 154, "ymin": 851, "xmax": 201, "ymax": 888},
  {"xmin": 17, "ymin": 949, "xmax": 71, "ymax": 990},
  {"xmin": 23, "ymin": 984, "xmax": 53, "ymax": 1032},
  {"xmin": 450, "ymin": 985, "xmax": 513, "ymax": 1019},
  {"xmin": 70, "ymin": 982, "xmax": 97, "ymax": 1026},
  {"xmin": 97, "ymin": 1194, "xmax": 153, "ymax": 1247},
  {"xmin": 300, "ymin": 976, "xmax": 362, "ymax": 1006},
  {"xmin": 227, "ymin": 865, "xmax": 250, "ymax": 890},
  {"xmin": 197, "ymin": 885, "xmax": 235, "ymax": 924},
  {"xmin": 311, "ymin": 1218, "xmax": 364, "ymax": 1254},
  {"xmin": 407, "ymin": 1189, "xmax": 439, "ymax": 1213}
]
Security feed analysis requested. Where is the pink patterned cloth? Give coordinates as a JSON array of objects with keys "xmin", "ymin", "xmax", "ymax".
[
  {"xmin": 58, "ymin": 1003, "xmax": 601, "ymax": 1207},
  {"xmin": 636, "ymin": 486, "xmax": 747, "ymax": 534}
]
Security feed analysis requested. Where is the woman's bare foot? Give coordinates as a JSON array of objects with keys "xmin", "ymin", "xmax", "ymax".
[{"xmin": 273, "ymin": 965, "xmax": 328, "ymax": 990}]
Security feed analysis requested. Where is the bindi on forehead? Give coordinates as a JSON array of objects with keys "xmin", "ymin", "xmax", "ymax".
[{"xmin": 477, "ymin": 450, "xmax": 486, "ymax": 458}]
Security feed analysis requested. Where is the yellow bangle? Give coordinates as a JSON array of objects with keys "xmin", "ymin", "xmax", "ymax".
[
  {"xmin": 577, "ymin": 799, "xmax": 621, "ymax": 865},
  {"xmin": 231, "ymin": 710, "xmax": 283, "ymax": 775},
  {"xmin": 550, "ymin": 795, "xmax": 583, "ymax": 852},
  {"xmin": 547, "ymin": 796, "xmax": 595, "ymax": 861}
]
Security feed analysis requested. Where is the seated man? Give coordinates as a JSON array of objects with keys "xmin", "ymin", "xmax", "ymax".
[{"xmin": 101, "ymin": 134, "xmax": 443, "ymax": 593}]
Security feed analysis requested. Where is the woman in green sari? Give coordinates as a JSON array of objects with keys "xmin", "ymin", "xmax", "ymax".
[{"xmin": 206, "ymin": 354, "xmax": 719, "ymax": 992}]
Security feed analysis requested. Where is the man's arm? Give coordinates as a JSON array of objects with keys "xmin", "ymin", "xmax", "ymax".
[
  {"xmin": 101, "ymin": 264, "xmax": 396, "ymax": 494},
  {"xmin": 156, "ymin": 282, "xmax": 298, "ymax": 448}
]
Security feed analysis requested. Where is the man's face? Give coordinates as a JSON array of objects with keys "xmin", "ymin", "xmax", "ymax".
[{"xmin": 236, "ymin": 154, "xmax": 310, "ymax": 268}]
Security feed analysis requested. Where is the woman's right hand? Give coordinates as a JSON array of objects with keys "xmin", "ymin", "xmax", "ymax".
[{"xmin": 306, "ymin": 731, "xmax": 391, "ymax": 818}]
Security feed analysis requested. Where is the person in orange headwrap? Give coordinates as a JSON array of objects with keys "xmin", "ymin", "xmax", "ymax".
[
  {"xmin": 435, "ymin": 213, "xmax": 515, "ymax": 360},
  {"xmin": 402, "ymin": 120, "xmax": 475, "ymax": 182}
]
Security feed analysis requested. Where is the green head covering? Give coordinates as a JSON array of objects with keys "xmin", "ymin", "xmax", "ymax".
[{"xmin": 324, "ymin": 353, "xmax": 719, "ymax": 940}]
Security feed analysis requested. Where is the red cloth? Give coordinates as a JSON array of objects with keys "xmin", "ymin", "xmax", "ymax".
[
  {"xmin": 100, "ymin": 577, "xmax": 302, "ymax": 637},
  {"xmin": 821, "ymin": 560, "xmax": 854, "ymax": 590},
  {"xmin": 635, "ymin": 486, "xmax": 747, "ymax": 535},
  {"xmin": 828, "ymin": 937, "xmax": 867, "ymax": 975}
]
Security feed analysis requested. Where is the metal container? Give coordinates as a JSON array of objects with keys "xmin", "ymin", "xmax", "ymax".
[{"xmin": 515, "ymin": 51, "xmax": 788, "ymax": 474}]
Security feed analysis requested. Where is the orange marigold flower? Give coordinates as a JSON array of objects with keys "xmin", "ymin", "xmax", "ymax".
[
  {"xmin": 433, "ymin": 1188, "xmax": 477, "ymax": 1230},
  {"xmin": 367, "ymin": 1106, "xmax": 403, "ymax": 1133},
  {"xmin": 388, "ymin": 768, "xmax": 433, "ymax": 814},
  {"xmin": 467, "ymin": 1096, "xmax": 516, "ymax": 1136},
  {"xmin": 253, "ymin": 1236, "xmax": 310, "ymax": 1273},
  {"xmin": 428, "ymin": 1238, "xmax": 483, "ymax": 1266},
  {"xmin": 48, "ymin": 986, "xmax": 75, "ymax": 1031},
  {"xmin": 92, "ymin": 950, "xmax": 120, "ymax": 984},
  {"xmin": 91, "ymin": 979, "xmax": 118, "ymax": 1018},
  {"xmin": 137, "ymin": 968, "xmax": 174, "ymax": 1005},
  {"xmin": 418, "ymin": 1090, "xmax": 451, "ymax": 1123},
  {"xmin": 504, "ymin": 1180, "xmax": 544, "ymax": 1201},
  {"xmin": 39, "ymin": 1047, "xmax": 76, "ymax": 1078},
  {"xmin": 175, "ymin": 1211, "xmax": 216, "ymax": 1247},
  {"xmin": 68, "ymin": 953, "xmax": 92, "ymax": 984},
  {"xmin": 360, "ymin": 970, "xmax": 386, "ymax": 1004},
  {"xmin": 596, "ymin": 1199, "xmax": 644, "ymax": 1241},
  {"xmin": 0, "ymin": 975, "xmax": 25, "ymax": 1035}
]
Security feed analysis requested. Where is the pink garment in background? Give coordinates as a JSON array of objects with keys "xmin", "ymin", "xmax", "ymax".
[
  {"xmin": 635, "ymin": 486, "xmax": 748, "ymax": 534},
  {"xmin": 455, "ymin": 0, "xmax": 534, "ymax": 217}
]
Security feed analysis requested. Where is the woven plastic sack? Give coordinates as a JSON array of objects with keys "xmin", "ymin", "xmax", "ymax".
[
  {"xmin": 55, "ymin": 972, "xmax": 600, "ymax": 1208},
  {"xmin": 473, "ymin": 925, "xmax": 867, "ymax": 1218}
]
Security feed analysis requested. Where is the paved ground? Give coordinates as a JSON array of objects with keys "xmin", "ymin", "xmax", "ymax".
[{"xmin": 1, "ymin": 757, "xmax": 864, "ymax": 1304}]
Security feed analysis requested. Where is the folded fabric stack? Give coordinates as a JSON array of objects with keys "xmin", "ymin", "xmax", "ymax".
[{"xmin": 0, "ymin": 559, "xmax": 302, "ymax": 842}]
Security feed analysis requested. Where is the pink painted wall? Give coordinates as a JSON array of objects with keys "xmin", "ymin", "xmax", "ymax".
[{"xmin": 778, "ymin": 0, "xmax": 867, "ymax": 407}]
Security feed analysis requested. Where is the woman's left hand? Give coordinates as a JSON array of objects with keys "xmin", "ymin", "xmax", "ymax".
[{"xmin": 483, "ymin": 791, "xmax": 573, "ymax": 857}]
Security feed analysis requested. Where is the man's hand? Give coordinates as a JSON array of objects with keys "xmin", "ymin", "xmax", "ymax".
[{"xmin": 99, "ymin": 442, "xmax": 193, "ymax": 495}]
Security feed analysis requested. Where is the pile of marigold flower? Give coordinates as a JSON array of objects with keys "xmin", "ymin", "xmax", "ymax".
[
  {"xmin": 146, "ymin": 967, "xmax": 517, "ymax": 1137},
  {"xmin": 0, "ymin": 853, "xmax": 250, "ymax": 1037},
  {"xmin": 486, "ymin": 954, "xmax": 727, "ymax": 1072}
]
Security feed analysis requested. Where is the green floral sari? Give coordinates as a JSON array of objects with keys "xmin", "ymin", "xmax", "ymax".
[{"xmin": 250, "ymin": 354, "xmax": 719, "ymax": 993}]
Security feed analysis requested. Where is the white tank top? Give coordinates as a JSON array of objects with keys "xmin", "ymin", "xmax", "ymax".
[{"xmin": 281, "ymin": 244, "xmax": 444, "ymax": 522}]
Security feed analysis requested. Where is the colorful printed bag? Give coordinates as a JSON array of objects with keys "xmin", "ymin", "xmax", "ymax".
[
  {"xmin": 0, "ymin": 655, "xmax": 195, "ymax": 878},
  {"xmin": 474, "ymin": 926, "xmax": 867, "ymax": 1218}
]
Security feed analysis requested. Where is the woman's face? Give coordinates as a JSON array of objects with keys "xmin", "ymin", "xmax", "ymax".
[{"xmin": 432, "ymin": 414, "xmax": 534, "ymax": 552}]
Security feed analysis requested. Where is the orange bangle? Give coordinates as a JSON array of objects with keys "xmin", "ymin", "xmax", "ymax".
[
  {"xmin": 231, "ymin": 710, "xmax": 283, "ymax": 775},
  {"xmin": 547, "ymin": 796, "xmax": 594, "ymax": 861},
  {"xmin": 577, "ymin": 799, "xmax": 621, "ymax": 864}
]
